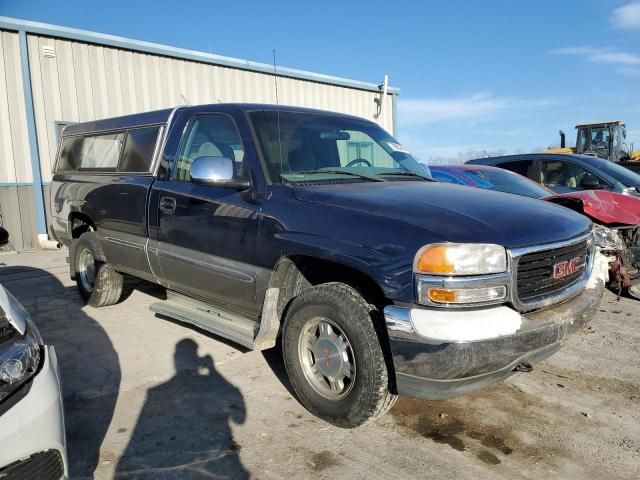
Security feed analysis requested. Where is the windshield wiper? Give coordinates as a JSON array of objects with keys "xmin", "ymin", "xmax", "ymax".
[
  {"xmin": 376, "ymin": 171, "xmax": 433, "ymax": 181},
  {"xmin": 284, "ymin": 169, "xmax": 385, "ymax": 182}
]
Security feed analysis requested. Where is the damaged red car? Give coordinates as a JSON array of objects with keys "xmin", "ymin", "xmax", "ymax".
[{"xmin": 429, "ymin": 165, "xmax": 640, "ymax": 299}]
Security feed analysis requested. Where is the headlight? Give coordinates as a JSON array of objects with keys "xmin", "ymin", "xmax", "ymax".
[
  {"xmin": 414, "ymin": 243, "xmax": 507, "ymax": 275},
  {"xmin": 0, "ymin": 307, "xmax": 41, "ymax": 403},
  {"xmin": 593, "ymin": 225, "xmax": 624, "ymax": 250},
  {"xmin": 414, "ymin": 243, "xmax": 510, "ymax": 306}
]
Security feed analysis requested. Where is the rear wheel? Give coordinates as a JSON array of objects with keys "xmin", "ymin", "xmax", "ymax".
[
  {"xmin": 72, "ymin": 233, "xmax": 123, "ymax": 307},
  {"xmin": 282, "ymin": 282, "xmax": 397, "ymax": 428}
]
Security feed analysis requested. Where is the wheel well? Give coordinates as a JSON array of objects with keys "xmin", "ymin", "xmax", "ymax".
[
  {"xmin": 269, "ymin": 255, "xmax": 387, "ymax": 319},
  {"xmin": 269, "ymin": 255, "xmax": 397, "ymax": 392},
  {"xmin": 69, "ymin": 213, "xmax": 96, "ymax": 238}
]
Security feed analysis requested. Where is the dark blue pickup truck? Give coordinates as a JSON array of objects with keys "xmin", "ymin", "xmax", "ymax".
[{"xmin": 50, "ymin": 104, "xmax": 605, "ymax": 427}]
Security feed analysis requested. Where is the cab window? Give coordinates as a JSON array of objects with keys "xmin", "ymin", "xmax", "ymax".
[
  {"xmin": 173, "ymin": 114, "xmax": 246, "ymax": 181},
  {"xmin": 541, "ymin": 160, "xmax": 607, "ymax": 191}
]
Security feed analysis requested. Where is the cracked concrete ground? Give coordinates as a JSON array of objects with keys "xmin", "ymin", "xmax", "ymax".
[{"xmin": 0, "ymin": 250, "xmax": 639, "ymax": 479}]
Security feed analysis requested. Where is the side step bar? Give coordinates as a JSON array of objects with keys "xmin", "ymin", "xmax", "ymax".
[{"xmin": 149, "ymin": 288, "xmax": 280, "ymax": 350}]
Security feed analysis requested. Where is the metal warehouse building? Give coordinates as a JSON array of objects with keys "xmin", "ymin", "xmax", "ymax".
[{"xmin": 0, "ymin": 17, "xmax": 398, "ymax": 251}]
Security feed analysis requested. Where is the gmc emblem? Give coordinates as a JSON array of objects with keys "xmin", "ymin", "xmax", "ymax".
[{"xmin": 553, "ymin": 256, "xmax": 585, "ymax": 279}]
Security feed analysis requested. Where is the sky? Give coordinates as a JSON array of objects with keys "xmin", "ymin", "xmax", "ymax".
[{"xmin": 3, "ymin": 0, "xmax": 640, "ymax": 163}]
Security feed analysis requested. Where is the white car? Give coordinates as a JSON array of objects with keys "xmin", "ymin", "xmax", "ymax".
[{"xmin": 0, "ymin": 284, "xmax": 68, "ymax": 479}]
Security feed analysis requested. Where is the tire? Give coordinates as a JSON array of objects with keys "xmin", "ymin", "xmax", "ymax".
[
  {"xmin": 282, "ymin": 282, "xmax": 397, "ymax": 428},
  {"xmin": 72, "ymin": 232, "xmax": 123, "ymax": 307}
]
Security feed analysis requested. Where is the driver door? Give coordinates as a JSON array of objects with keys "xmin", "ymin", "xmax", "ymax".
[{"xmin": 151, "ymin": 113, "xmax": 260, "ymax": 316}]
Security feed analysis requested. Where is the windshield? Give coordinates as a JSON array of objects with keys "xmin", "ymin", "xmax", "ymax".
[
  {"xmin": 592, "ymin": 158, "xmax": 640, "ymax": 187},
  {"xmin": 431, "ymin": 166, "xmax": 552, "ymax": 199},
  {"xmin": 250, "ymin": 111, "xmax": 431, "ymax": 183}
]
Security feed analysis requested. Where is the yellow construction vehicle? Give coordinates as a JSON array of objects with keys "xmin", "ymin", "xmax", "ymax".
[{"xmin": 547, "ymin": 120, "xmax": 640, "ymax": 162}]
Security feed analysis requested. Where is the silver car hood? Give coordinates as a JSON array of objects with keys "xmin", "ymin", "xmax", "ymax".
[{"xmin": 0, "ymin": 283, "xmax": 27, "ymax": 335}]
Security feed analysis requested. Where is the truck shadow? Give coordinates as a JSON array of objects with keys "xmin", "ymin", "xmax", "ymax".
[
  {"xmin": 0, "ymin": 266, "xmax": 120, "ymax": 479},
  {"xmin": 115, "ymin": 338, "xmax": 249, "ymax": 479},
  {"xmin": 261, "ymin": 344, "xmax": 297, "ymax": 400}
]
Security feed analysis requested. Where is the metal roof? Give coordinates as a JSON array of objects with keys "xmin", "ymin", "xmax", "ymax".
[
  {"xmin": 61, "ymin": 102, "xmax": 381, "ymax": 136},
  {"xmin": 575, "ymin": 120, "xmax": 625, "ymax": 128},
  {"xmin": 0, "ymin": 16, "xmax": 399, "ymax": 95},
  {"xmin": 62, "ymin": 108, "xmax": 175, "ymax": 136}
]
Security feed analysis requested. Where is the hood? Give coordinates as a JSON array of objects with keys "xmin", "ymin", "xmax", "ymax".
[
  {"xmin": 545, "ymin": 190, "xmax": 640, "ymax": 226},
  {"xmin": 0, "ymin": 283, "xmax": 28, "ymax": 334},
  {"xmin": 293, "ymin": 182, "xmax": 592, "ymax": 249}
]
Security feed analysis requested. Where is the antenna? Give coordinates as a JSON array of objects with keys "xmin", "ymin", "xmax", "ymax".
[
  {"xmin": 179, "ymin": 94, "xmax": 191, "ymax": 106},
  {"xmin": 272, "ymin": 49, "xmax": 280, "ymax": 106},
  {"xmin": 272, "ymin": 49, "xmax": 284, "ymax": 174}
]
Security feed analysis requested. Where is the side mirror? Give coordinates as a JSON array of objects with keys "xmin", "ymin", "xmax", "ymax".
[
  {"xmin": 189, "ymin": 156, "xmax": 250, "ymax": 189},
  {"xmin": 580, "ymin": 174, "xmax": 601, "ymax": 190}
]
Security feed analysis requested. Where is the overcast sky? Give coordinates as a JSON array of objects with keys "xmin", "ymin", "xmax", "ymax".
[{"xmin": 3, "ymin": 0, "xmax": 640, "ymax": 163}]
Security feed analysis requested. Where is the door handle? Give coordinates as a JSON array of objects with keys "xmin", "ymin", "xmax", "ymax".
[{"xmin": 159, "ymin": 196, "xmax": 177, "ymax": 214}]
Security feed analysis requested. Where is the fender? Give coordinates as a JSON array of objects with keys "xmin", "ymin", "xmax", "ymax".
[
  {"xmin": 545, "ymin": 190, "xmax": 640, "ymax": 226},
  {"xmin": 263, "ymin": 230, "xmax": 409, "ymax": 301}
]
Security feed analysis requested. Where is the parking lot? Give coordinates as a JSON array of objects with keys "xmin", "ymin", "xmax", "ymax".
[{"xmin": 1, "ymin": 249, "xmax": 638, "ymax": 480}]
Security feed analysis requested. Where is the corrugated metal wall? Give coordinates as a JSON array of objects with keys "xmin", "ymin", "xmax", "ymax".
[
  {"xmin": 0, "ymin": 31, "xmax": 38, "ymax": 250},
  {"xmin": 26, "ymin": 34, "xmax": 394, "ymax": 183},
  {"xmin": 0, "ymin": 31, "xmax": 31, "ymax": 184},
  {"xmin": 0, "ymin": 26, "xmax": 395, "ymax": 250}
]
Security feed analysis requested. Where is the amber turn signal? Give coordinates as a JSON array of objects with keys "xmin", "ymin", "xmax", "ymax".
[
  {"xmin": 428, "ymin": 288, "xmax": 457, "ymax": 303},
  {"xmin": 416, "ymin": 245, "xmax": 455, "ymax": 274},
  {"xmin": 414, "ymin": 243, "xmax": 507, "ymax": 276}
]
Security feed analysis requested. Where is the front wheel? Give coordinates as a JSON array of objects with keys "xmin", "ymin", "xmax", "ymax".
[{"xmin": 282, "ymin": 283, "xmax": 397, "ymax": 428}]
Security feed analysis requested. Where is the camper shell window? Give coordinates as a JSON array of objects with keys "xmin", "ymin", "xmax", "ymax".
[{"xmin": 56, "ymin": 126, "xmax": 161, "ymax": 173}]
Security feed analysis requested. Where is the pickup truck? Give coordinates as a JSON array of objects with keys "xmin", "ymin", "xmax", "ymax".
[{"xmin": 50, "ymin": 104, "xmax": 605, "ymax": 427}]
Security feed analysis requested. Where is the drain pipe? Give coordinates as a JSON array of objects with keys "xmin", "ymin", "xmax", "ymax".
[{"xmin": 37, "ymin": 234, "xmax": 61, "ymax": 250}]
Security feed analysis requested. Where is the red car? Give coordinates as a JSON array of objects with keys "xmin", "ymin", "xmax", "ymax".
[{"xmin": 429, "ymin": 164, "xmax": 640, "ymax": 299}]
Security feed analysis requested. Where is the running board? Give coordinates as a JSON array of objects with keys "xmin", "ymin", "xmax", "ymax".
[{"xmin": 149, "ymin": 288, "xmax": 280, "ymax": 350}]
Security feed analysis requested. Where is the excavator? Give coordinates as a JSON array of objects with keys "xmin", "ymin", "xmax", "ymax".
[{"xmin": 547, "ymin": 120, "xmax": 640, "ymax": 163}]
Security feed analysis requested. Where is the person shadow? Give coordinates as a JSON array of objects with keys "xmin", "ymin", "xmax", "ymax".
[
  {"xmin": 0, "ymin": 265, "xmax": 120, "ymax": 478},
  {"xmin": 116, "ymin": 338, "xmax": 248, "ymax": 479}
]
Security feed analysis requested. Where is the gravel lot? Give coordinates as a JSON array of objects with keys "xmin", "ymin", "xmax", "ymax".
[{"xmin": 1, "ymin": 250, "xmax": 638, "ymax": 479}]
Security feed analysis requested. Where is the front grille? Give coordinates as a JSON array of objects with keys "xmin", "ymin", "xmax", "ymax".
[
  {"xmin": 517, "ymin": 240, "xmax": 589, "ymax": 303},
  {"xmin": 0, "ymin": 450, "xmax": 64, "ymax": 480}
]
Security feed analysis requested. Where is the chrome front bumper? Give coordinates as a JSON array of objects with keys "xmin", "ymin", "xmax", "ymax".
[{"xmin": 384, "ymin": 270, "xmax": 605, "ymax": 400}]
